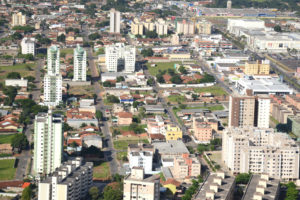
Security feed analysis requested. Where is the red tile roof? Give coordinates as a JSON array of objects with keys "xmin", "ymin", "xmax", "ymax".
[{"xmin": 118, "ymin": 112, "xmax": 133, "ymax": 118}]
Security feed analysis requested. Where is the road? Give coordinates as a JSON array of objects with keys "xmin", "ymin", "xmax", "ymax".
[{"xmin": 87, "ymin": 48, "xmax": 120, "ymax": 175}]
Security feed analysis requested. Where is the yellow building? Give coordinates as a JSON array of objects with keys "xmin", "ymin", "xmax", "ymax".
[
  {"xmin": 131, "ymin": 22, "xmax": 143, "ymax": 35},
  {"xmin": 143, "ymin": 22, "xmax": 155, "ymax": 32},
  {"xmin": 12, "ymin": 12, "xmax": 26, "ymax": 27},
  {"xmin": 166, "ymin": 124, "xmax": 182, "ymax": 141},
  {"xmin": 244, "ymin": 60, "xmax": 270, "ymax": 75},
  {"xmin": 196, "ymin": 20, "xmax": 212, "ymax": 35}
]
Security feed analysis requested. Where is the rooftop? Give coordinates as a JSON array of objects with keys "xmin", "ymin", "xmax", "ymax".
[{"xmin": 153, "ymin": 140, "xmax": 189, "ymax": 155}]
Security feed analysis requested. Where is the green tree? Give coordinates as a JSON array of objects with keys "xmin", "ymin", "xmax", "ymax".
[
  {"xmin": 102, "ymin": 183, "xmax": 123, "ymax": 200},
  {"xmin": 145, "ymin": 30, "xmax": 158, "ymax": 38},
  {"xmin": 156, "ymin": 74, "xmax": 165, "ymax": 83},
  {"xmin": 11, "ymin": 134, "xmax": 28, "ymax": 151},
  {"xmin": 88, "ymin": 186, "xmax": 100, "ymax": 200},
  {"xmin": 116, "ymin": 76, "xmax": 125, "ymax": 82},
  {"xmin": 63, "ymin": 122, "xmax": 73, "ymax": 131},
  {"xmin": 70, "ymin": 141, "xmax": 79, "ymax": 148},
  {"xmin": 3, "ymin": 86, "xmax": 17, "ymax": 105},
  {"xmin": 141, "ymin": 48, "xmax": 154, "ymax": 57},
  {"xmin": 170, "ymin": 74, "xmax": 182, "ymax": 84},
  {"xmin": 106, "ymin": 95, "xmax": 120, "ymax": 103},
  {"xmin": 24, "ymin": 76, "xmax": 35, "ymax": 83},
  {"xmin": 147, "ymin": 77, "xmax": 155, "ymax": 86},
  {"xmin": 235, "ymin": 173, "xmax": 251, "ymax": 184},
  {"xmin": 57, "ymin": 34, "xmax": 66, "ymax": 42},
  {"xmin": 96, "ymin": 110, "xmax": 103, "ymax": 120},
  {"xmin": 103, "ymin": 81, "xmax": 115, "ymax": 87},
  {"xmin": 21, "ymin": 186, "xmax": 32, "ymax": 200},
  {"xmin": 178, "ymin": 66, "xmax": 188, "ymax": 74},
  {"xmin": 274, "ymin": 25, "xmax": 282, "ymax": 32},
  {"xmin": 7, "ymin": 72, "xmax": 21, "ymax": 79},
  {"xmin": 80, "ymin": 123, "xmax": 87, "ymax": 128},
  {"xmin": 88, "ymin": 32, "xmax": 101, "ymax": 40}
]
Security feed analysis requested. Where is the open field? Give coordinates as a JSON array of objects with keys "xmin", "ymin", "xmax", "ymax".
[
  {"xmin": 0, "ymin": 63, "xmax": 36, "ymax": 81},
  {"xmin": 146, "ymin": 62, "xmax": 180, "ymax": 76},
  {"xmin": 193, "ymin": 86, "xmax": 227, "ymax": 96},
  {"xmin": 186, "ymin": 105, "xmax": 224, "ymax": 111},
  {"xmin": 68, "ymin": 85, "xmax": 95, "ymax": 96},
  {"xmin": 0, "ymin": 134, "xmax": 15, "ymax": 144},
  {"xmin": 0, "ymin": 159, "xmax": 16, "ymax": 180},
  {"xmin": 167, "ymin": 94, "xmax": 186, "ymax": 103},
  {"xmin": 93, "ymin": 161, "xmax": 110, "ymax": 180},
  {"xmin": 60, "ymin": 48, "xmax": 74, "ymax": 55}
]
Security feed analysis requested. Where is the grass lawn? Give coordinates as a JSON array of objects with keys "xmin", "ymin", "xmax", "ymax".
[
  {"xmin": 93, "ymin": 161, "xmax": 110, "ymax": 179},
  {"xmin": 117, "ymin": 124, "xmax": 147, "ymax": 132},
  {"xmin": 117, "ymin": 151, "xmax": 127, "ymax": 161},
  {"xmin": 186, "ymin": 105, "xmax": 224, "ymax": 111},
  {"xmin": 194, "ymin": 86, "xmax": 227, "ymax": 96},
  {"xmin": 146, "ymin": 62, "xmax": 180, "ymax": 76},
  {"xmin": 0, "ymin": 63, "xmax": 36, "ymax": 81},
  {"xmin": 0, "ymin": 159, "xmax": 16, "ymax": 180},
  {"xmin": 60, "ymin": 48, "xmax": 74, "ymax": 55},
  {"xmin": 0, "ymin": 134, "xmax": 15, "ymax": 144},
  {"xmin": 68, "ymin": 85, "xmax": 95, "ymax": 96},
  {"xmin": 113, "ymin": 139, "xmax": 149, "ymax": 151},
  {"xmin": 168, "ymin": 94, "xmax": 186, "ymax": 103}
]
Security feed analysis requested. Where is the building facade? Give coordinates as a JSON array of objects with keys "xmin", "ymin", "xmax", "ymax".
[
  {"xmin": 165, "ymin": 124, "xmax": 182, "ymax": 141},
  {"xmin": 173, "ymin": 153, "xmax": 201, "ymax": 180},
  {"xmin": 110, "ymin": 8, "xmax": 121, "ymax": 33},
  {"xmin": 222, "ymin": 127, "xmax": 300, "ymax": 180},
  {"xmin": 43, "ymin": 74, "xmax": 62, "ymax": 107},
  {"xmin": 128, "ymin": 144, "xmax": 154, "ymax": 174},
  {"xmin": 73, "ymin": 45, "xmax": 87, "ymax": 81},
  {"xmin": 12, "ymin": 12, "xmax": 26, "ymax": 26},
  {"xmin": 105, "ymin": 43, "xmax": 135, "ymax": 73},
  {"xmin": 47, "ymin": 45, "xmax": 60, "ymax": 76},
  {"xmin": 34, "ymin": 112, "xmax": 63, "ymax": 175},
  {"xmin": 21, "ymin": 37, "xmax": 35, "ymax": 56},
  {"xmin": 123, "ymin": 167, "xmax": 160, "ymax": 200},
  {"xmin": 244, "ymin": 60, "xmax": 270, "ymax": 75},
  {"xmin": 228, "ymin": 94, "xmax": 270, "ymax": 128},
  {"xmin": 38, "ymin": 157, "xmax": 93, "ymax": 200}
]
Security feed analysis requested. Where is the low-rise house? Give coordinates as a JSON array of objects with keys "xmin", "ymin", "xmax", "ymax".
[
  {"xmin": 117, "ymin": 112, "xmax": 133, "ymax": 126},
  {"xmin": 5, "ymin": 78, "xmax": 28, "ymax": 88},
  {"xmin": 0, "ymin": 119, "xmax": 21, "ymax": 133},
  {"xmin": 66, "ymin": 108, "xmax": 98, "ymax": 128},
  {"xmin": 82, "ymin": 134, "xmax": 103, "ymax": 149},
  {"xmin": 120, "ymin": 94, "xmax": 134, "ymax": 104},
  {"xmin": 67, "ymin": 137, "xmax": 82, "ymax": 152},
  {"xmin": 165, "ymin": 124, "xmax": 182, "ymax": 141},
  {"xmin": 0, "ymin": 144, "xmax": 13, "ymax": 154}
]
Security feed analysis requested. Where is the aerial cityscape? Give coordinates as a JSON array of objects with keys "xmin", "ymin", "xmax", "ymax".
[{"xmin": 0, "ymin": 0, "xmax": 300, "ymax": 200}]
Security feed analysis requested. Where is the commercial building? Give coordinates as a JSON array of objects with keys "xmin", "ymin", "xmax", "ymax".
[
  {"xmin": 128, "ymin": 144, "xmax": 154, "ymax": 174},
  {"xmin": 227, "ymin": 19, "xmax": 265, "ymax": 36},
  {"xmin": 34, "ymin": 112, "xmax": 63, "ymax": 175},
  {"xmin": 236, "ymin": 77, "xmax": 293, "ymax": 95},
  {"xmin": 229, "ymin": 94, "xmax": 270, "ymax": 128},
  {"xmin": 43, "ymin": 74, "xmax": 62, "ymax": 107},
  {"xmin": 173, "ymin": 153, "xmax": 201, "ymax": 180},
  {"xmin": 21, "ymin": 37, "xmax": 35, "ymax": 56},
  {"xmin": 123, "ymin": 167, "xmax": 160, "ymax": 200},
  {"xmin": 5, "ymin": 78, "xmax": 28, "ymax": 88},
  {"xmin": 105, "ymin": 43, "xmax": 136, "ymax": 73},
  {"xmin": 193, "ymin": 172, "xmax": 235, "ymax": 200},
  {"xmin": 47, "ymin": 45, "xmax": 60, "ymax": 76},
  {"xmin": 12, "ymin": 12, "xmax": 26, "ymax": 26},
  {"xmin": 73, "ymin": 45, "xmax": 86, "ymax": 82},
  {"xmin": 110, "ymin": 8, "xmax": 121, "ymax": 33},
  {"xmin": 242, "ymin": 174, "xmax": 280, "ymax": 200},
  {"xmin": 165, "ymin": 124, "xmax": 182, "ymax": 141},
  {"xmin": 222, "ymin": 127, "xmax": 300, "ymax": 180},
  {"xmin": 244, "ymin": 60, "xmax": 270, "ymax": 75},
  {"xmin": 38, "ymin": 157, "xmax": 93, "ymax": 200}
]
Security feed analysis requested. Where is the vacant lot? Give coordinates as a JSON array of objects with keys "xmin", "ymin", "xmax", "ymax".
[
  {"xmin": 194, "ymin": 86, "xmax": 227, "ymax": 96},
  {"xmin": 146, "ymin": 62, "xmax": 180, "ymax": 76},
  {"xmin": 186, "ymin": 105, "xmax": 224, "ymax": 111},
  {"xmin": 68, "ymin": 85, "xmax": 95, "ymax": 97},
  {"xmin": 113, "ymin": 139, "xmax": 149, "ymax": 151},
  {"xmin": 0, "ymin": 63, "xmax": 36, "ymax": 81},
  {"xmin": 168, "ymin": 94, "xmax": 186, "ymax": 103},
  {"xmin": 0, "ymin": 134, "xmax": 15, "ymax": 144},
  {"xmin": 93, "ymin": 161, "xmax": 110, "ymax": 180},
  {"xmin": 0, "ymin": 159, "xmax": 16, "ymax": 180},
  {"xmin": 60, "ymin": 48, "xmax": 74, "ymax": 55}
]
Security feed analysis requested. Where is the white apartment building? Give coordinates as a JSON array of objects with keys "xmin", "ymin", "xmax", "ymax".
[
  {"xmin": 123, "ymin": 167, "xmax": 160, "ymax": 200},
  {"xmin": 47, "ymin": 45, "xmax": 60, "ymax": 76},
  {"xmin": 110, "ymin": 8, "xmax": 120, "ymax": 33},
  {"xmin": 12, "ymin": 12, "xmax": 26, "ymax": 26},
  {"xmin": 257, "ymin": 96, "xmax": 270, "ymax": 128},
  {"xmin": 177, "ymin": 21, "xmax": 195, "ymax": 35},
  {"xmin": 147, "ymin": 115, "xmax": 166, "ymax": 135},
  {"xmin": 43, "ymin": 74, "xmax": 62, "ymax": 107},
  {"xmin": 73, "ymin": 45, "xmax": 86, "ymax": 81},
  {"xmin": 38, "ymin": 157, "xmax": 93, "ymax": 200},
  {"xmin": 105, "ymin": 43, "xmax": 135, "ymax": 73},
  {"xmin": 222, "ymin": 127, "xmax": 300, "ymax": 180},
  {"xmin": 21, "ymin": 37, "xmax": 35, "ymax": 56},
  {"xmin": 128, "ymin": 144, "xmax": 154, "ymax": 174},
  {"xmin": 155, "ymin": 23, "xmax": 168, "ymax": 35},
  {"xmin": 34, "ymin": 112, "xmax": 63, "ymax": 175}
]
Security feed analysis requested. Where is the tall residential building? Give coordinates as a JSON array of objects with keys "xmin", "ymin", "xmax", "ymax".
[
  {"xmin": 176, "ymin": 21, "xmax": 195, "ymax": 35},
  {"xmin": 12, "ymin": 12, "xmax": 26, "ymax": 26},
  {"xmin": 193, "ymin": 172, "xmax": 235, "ymax": 200},
  {"xmin": 244, "ymin": 60, "xmax": 270, "ymax": 75},
  {"xmin": 21, "ymin": 37, "xmax": 35, "ymax": 56},
  {"xmin": 34, "ymin": 112, "xmax": 63, "ymax": 175},
  {"xmin": 47, "ymin": 45, "xmax": 60, "ymax": 76},
  {"xmin": 131, "ymin": 22, "xmax": 144, "ymax": 35},
  {"xmin": 105, "ymin": 43, "xmax": 135, "ymax": 73},
  {"xmin": 227, "ymin": 0, "xmax": 232, "ymax": 9},
  {"xmin": 228, "ymin": 94, "xmax": 270, "ymax": 128},
  {"xmin": 123, "ymin": 167, "xmax": 160, "ymax": 200},
  {"xmin": 222, "ymin": 127, "xmax": 300, "ymax": 180},
  {"xmin": 43, "ymin": 74, "xmax": 62, "ymax": 107},
  {"xmin": 144, "ymin": 22, "xmax": 155, "ymax": 32},
  {"xmin": 128, "ymin": 144, "xmax": 154, "ymax": 174},
  {"xmin": 73, "ymin": 45, "xmax": 87, "ymax": 81},
  {"xmin": 38, "ymin": 157, "xmax": 93, "ymax": 200},
  {"xmin": 110, "ymin": 8, "xmax": 120, "ymax": 33},
  {"xmin": 196, "ymin": 20, "xmax": 212, "ymax": 35},
  {"xmin": 155, "ymin": 23, "xmax": 168, "ymax": 35}
]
